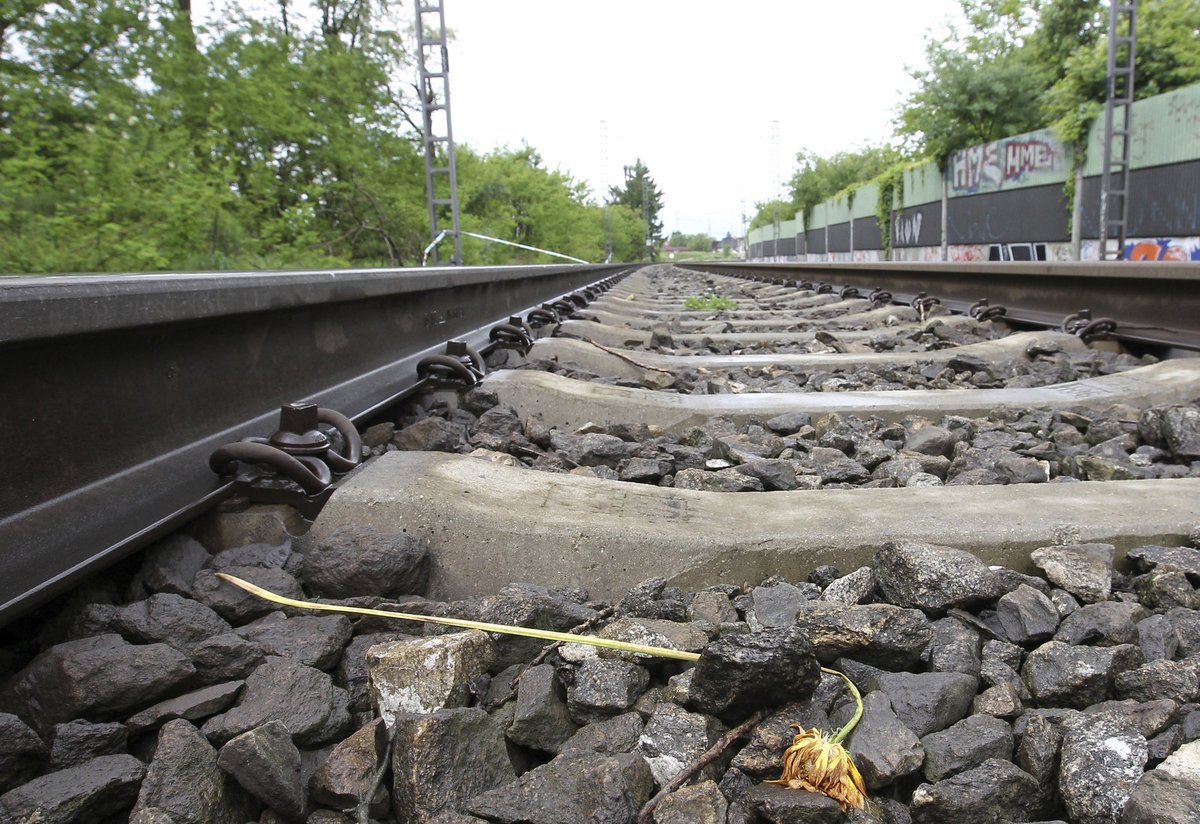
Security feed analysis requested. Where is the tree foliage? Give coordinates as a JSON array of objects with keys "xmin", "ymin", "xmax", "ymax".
[
  {"xmin": 898, "ymin": 0, "xmax": 1200, "ymax": 160},
  {"xmin": 749, "ymin": 145, "xmax": 899, "ymax": 229},
  {"xmin": 608, "ymin": 158, "xmax": 665, "ymax": 260},
  {"xmin": 0, "ymin": 1, "xmax": 649, "ymax": 273}
]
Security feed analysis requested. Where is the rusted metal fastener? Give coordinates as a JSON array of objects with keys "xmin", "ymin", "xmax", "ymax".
[
  {"xmin": 209, "ymin": 402, "xmax": 362, "ymax": 517},
  {"xmin": 550, "ymin": 298, "xmax": 576, "ymax": 318},
  {"xmin": 816, "ymin": 282, "xmax": 833, "ymax": 294},
  {"xmin": 840, "ymin": 286, "xmax": 860, "ymax": 299},
  {"xmin": 1063, "ymin": 309, "xmax": 1118, "ymax": 341},
  {"xmin": 527, "ymin": 305, "xmax": 560, "ymax": 330},
  {"xmin": 911, "ymin": 292, "xmax": 941, "ymax": 312},
  {"xmin": 869, "ymin": 288, "xmax": 893, "ymax": 305},
  {"xmin": 969, "ymin": 298, "xmax": 1008, "ymax": 321},
  {"xmin": 490, "ymin": 316, "xmax": 534, "ymax": 351},
  {"xmin": 416, "ymin": 340, "xmax": 486, "ymax": 387}
]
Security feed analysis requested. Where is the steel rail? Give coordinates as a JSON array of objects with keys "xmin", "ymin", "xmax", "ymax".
[
  {"xmin": 0, "ymin": 263, "xmax": 631, "ymax": 626},
  {"xmin": 679, "ymin": 261, "xmax": 1200, "ymax": 353}
]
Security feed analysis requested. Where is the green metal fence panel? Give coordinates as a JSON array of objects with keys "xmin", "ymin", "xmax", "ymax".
[
  {"xmin": 901, "ymin": 161, "xmax": 943, "ymax": 208},
  {"xmin": 850, "ymin": 182, "xmax": 880, "ymax": 219},
  {"xmin": 1084, "ymin": 82, "xmax": 1200, "ymax": 174}
]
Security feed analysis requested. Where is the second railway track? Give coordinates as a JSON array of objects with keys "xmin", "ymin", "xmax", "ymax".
[{"xmin": 2, "ymin": 262, "xmax": 1200, "ymax": 823}]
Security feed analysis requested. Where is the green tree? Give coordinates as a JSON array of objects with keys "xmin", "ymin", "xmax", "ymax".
[
  {"xmin": 608, "ymin": 158, "xmax": 664, "ymax": 260},
  {"xmin": 1041, "ymin": 0, "xmax": 1200, "ymax": 146}
]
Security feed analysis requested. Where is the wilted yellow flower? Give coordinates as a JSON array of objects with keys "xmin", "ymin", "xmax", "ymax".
[
  {"xmin": 766, "ymin": 667, "xmax": 869, "ymax": 812},
  {"xmin": 767, "ymin": 724, "xmax": 868, "ymax": 812}
]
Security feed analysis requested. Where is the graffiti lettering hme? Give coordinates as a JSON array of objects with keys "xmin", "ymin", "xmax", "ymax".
[
  {"xmin": 950, "ymin": 130, "xmax": 1066, "ymax": 195},
  {"xmin": 893, "ymin": 212, "xmax": 923, "ymax": 246}
]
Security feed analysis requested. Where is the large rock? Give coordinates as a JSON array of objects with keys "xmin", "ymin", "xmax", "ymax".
[
  {"xmin": 845, "ymin": 690, "xmax": 925, "ymax": 790},
  {"xmin": 874, "ymin": 541, "xmax": 1005, "ymax": 613},
  {"xmin": 300, "ymin": 526, "xmax": 429, "ymax": 598},
  {"xmin": 189, "ymin": 632, "xmax": 265, "ymax": 684},
  {"xmin": 1055, "ymin": 601, "xmax": 1148, "ymax": 647},
  {"xmin": 233, "ymin": 612, "xmax": 351, "ymax": 671},
  {"xmin": 688, "ymin": 625, "xmax": 821, "ymax": 719},
  {"xmin": 192, "ymin": 566, "xmax": 304, "ymax": 624},
  {"xmin": 910, "ymin": 758, "xmax": 1040, "ymax": 824},
  {"xmin": 131, "ymin": 719, "xmax": 257, "ymax": 824},
  {"xmin": 567, "ymin": 658, "xmax": 650, "ymax": 725},
  {"xmin": 596, "ymin": 616, "xmax": 708, "ymax": 663},
  {"xmin": 1021, "ymin": 641, "xmax": 1143, "ymax": 709},
  {"xmin": 1031, "ymin": 544, "xmax": 1114, "ymax": 603},
  {"xmin": 0, "ymin": 712, "xmax": 47, "ymax": 792},
  {"xmin": 1059, "ymin": 712, "xmax": 1148, "ymax": 824},
  {"xmin": 126, "ymin": 681, "xmax": 245, "ymax": 737},
  {"xmin": 747, "ymin": 582, "xmax": 811, "ymax": 630},
  {"xmin": 1115, "ymin": 659, "xmax": 1200, "ymax": 704},
  {"xmin": 996, "ymin": 584, "xmax": 1060, "ymax": 644},
  {"xmin": 477, "ymin": 583, "xmax": 598, "ymax": 669},
  {"xmin": 391, "ymin": 708, "xmax": 516, "ymax": 823},
  {"xmin": 745, "ymin": 782, "xmax": 845, "ymax": 823},
  {"xmin": 925, "ymin": 617, "xmax": 983, "ymax": 677},
  {"xmin": 650, "ymin": 779, "xmax": 727, "ymax": 824},
  {"xmin": 559, "ymin": 712, "xmax": 645, "ymax": 756},
  {"xmin": 868, "ymin": 671, "xmax": 979, "ymax": 737},
  {"xmin": 217, "ymin": 720, "xmax": 305, "ymax": 820},
  {"xmin": 201, "ymin": 657, "xmax": 351, "ymax": 748},
  {"xmin": 366, "ymin": 631, "xmax": 494, "ymax": 726},
  {"xmin": 464, "ymin": 751, "xmax": 653, "ymax": 824},
  {"xmin": 793, "ymin": 603, "xmax": 931, "ymax": 669},
  {"xmin": 637, "ymin": 702, "xmax": 725, "ymax": 786},
  {"xmin": 1121, "ymin": 738, "xmax": 1200, "ymax": 824},
  {"xmin": 309, "ymin": 717, "xmax": 389, "ymax": 818},
  {"xmin": 0, "ymin": 754, "xmax": 145, "ymax": 824},
  {"xmin": 137, "ymin": 533, "xmax": 210, "ymax": 597},
  {"xmin": 105, "ymin": 593, "xmax": 232, "ymax": 652},
  {"xmin": 393, "ymin": 416, "xmax": 468, "ymax": 452},
  {"xmin": 507, "ymin": 663, "xmax": 578, "ymax": 753},
  {"xmin": 1126, "ymin": 543, "xmax": 1200, "ymax": 578},
  {"xmin": 1, "ymin": 634, "xmax": 194, "ymax": 730},
  {"xmin": 920, "ymin": 714, "xmax": 1013, "ymax": 783},
  {"xmin": 47, "ymin": 719, "xmax": 126, "ymax": 771}
]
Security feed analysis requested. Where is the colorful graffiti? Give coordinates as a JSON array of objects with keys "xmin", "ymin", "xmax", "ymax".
[
  {"xmin": 949, "ymin": 129, "xmax": 1068, "ymax": 195},
  {"xmin": 1125, "ymin": 237, "xmax": 1200, "ymax": 261}
]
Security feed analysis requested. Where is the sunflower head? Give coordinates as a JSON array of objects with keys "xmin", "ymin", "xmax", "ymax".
[{"xmin": 766, "ymin": 724, "xmax": 868, "ymax": 812}]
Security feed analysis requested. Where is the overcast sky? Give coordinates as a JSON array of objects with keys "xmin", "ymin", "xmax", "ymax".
[{"xmin": 201, "ymin": 1, "xmax": 965, "ymax": 239}]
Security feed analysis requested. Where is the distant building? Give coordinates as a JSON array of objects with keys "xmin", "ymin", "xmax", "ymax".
[{"xmin": 711, "ymin": 233, "xmax": 745, "ymax": 257}]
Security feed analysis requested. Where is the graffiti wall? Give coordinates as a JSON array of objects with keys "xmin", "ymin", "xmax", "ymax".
[
  {"xmin": 1123, "ymin": 237, "xmax": 1200, "ymax": 261},
  {"xmin": 744, "ymin": 83, "xmax": 1200, "ymax": 264},
  {"xmin": 948, "ymin": 129, "xmax": 1069, "ymax": 196}
]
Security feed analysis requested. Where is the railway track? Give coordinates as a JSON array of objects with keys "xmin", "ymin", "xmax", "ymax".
[{"xmin": 2, "ymin": 262, "xmax": 1200, "ymax": 823}]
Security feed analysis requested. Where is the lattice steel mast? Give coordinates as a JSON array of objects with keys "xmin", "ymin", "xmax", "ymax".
[
  {"xmin": 1098, "ymin": 2, "xmax": 1137, "ymax": 260},
  {"xmin": 414, "ymin": 1, "xmax": 463, "ymax": 265}
]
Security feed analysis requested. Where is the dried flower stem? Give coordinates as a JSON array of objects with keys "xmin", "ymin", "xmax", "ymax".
[{"xmin": 216, "ymin": 574, "xmax": 702, "ymax": 661}]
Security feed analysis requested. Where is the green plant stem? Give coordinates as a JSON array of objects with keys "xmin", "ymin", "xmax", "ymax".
[
  {"xmin": 823, "ymin": 667, "xmax": 864, "ymax": 744},
  {"xmin": 216, "ymin": 573, "xmax": 703, "ymax": 661}
]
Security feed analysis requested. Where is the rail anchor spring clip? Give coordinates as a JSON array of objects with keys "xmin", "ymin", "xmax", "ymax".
[{"xmin": 209, "ymin": 402, "xmax": 362, "ymax": 519}]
